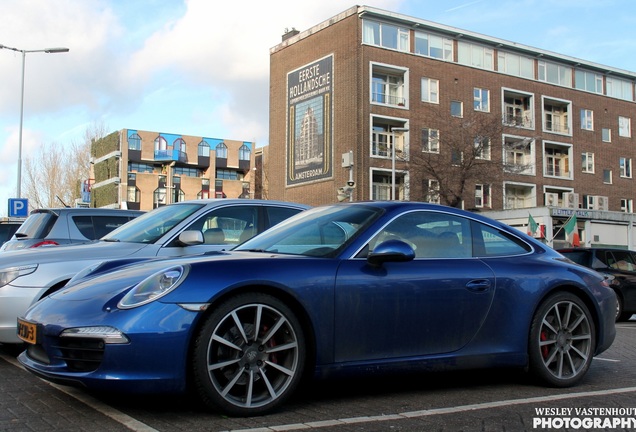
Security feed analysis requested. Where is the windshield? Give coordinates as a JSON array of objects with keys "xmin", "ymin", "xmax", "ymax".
[
  {"xmin": 102, "ymin": 203, "xmax": 204, "ymax": 244},
  {"xmin": 235, "ymin": 205, "xmax": 382, "ymax": 257}
]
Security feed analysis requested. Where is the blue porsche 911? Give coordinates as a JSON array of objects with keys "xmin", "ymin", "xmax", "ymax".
[{"xmin": 17, "ymin": 202, "xmax": 616, "ymax": 416}]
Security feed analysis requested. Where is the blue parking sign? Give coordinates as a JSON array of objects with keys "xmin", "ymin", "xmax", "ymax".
[{"xmin": 8, "ymin": 198, "xmax": 28, "ymax": 218}]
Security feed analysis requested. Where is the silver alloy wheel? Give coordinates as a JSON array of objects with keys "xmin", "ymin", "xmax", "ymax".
[
  {"xmin": 537, "ymin": 299, "xmax": 592, "ymax": 380},
  {"xmin": 206, "ymin": 302, "xmax": 300, "ymax": 410}
]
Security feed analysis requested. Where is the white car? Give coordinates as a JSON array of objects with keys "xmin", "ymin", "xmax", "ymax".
[{"xmin": 0, "ymin": 199, "xmax": 308, "ymax": 344}]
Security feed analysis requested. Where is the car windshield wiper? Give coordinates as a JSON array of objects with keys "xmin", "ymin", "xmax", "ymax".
[{"xmin": 101, "ymin": 238, "xmax": 120, "ymax": 242}]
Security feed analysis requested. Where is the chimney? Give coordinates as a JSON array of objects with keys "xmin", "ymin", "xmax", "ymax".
[{"xmin": 282, "ymin": 27, "xmax": 300, "ymax": 42}]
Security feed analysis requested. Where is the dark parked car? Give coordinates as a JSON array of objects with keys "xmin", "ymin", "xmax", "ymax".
[
  {"xmin": 1, "ymin": 207, "xmax": 143, "ymax": 251},
  {"xmin": 18, "ymin": 202, "xmax": 616, "ymax": 416},
  {"xmin": 558, "ymin": 247, "xmax": 636, "ymax": 321},
  {"xmin": 0, "ymin": 218, "xmax": 23, "ymax": 246}
]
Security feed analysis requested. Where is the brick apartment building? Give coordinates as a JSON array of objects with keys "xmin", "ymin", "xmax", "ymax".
[
  {"xmin": 90, "ymin": 129, "xmax": 254, "ymax": 211},
  {"xmin": 267, "ymin": 5, "xmax": 636, "ymax": 215}
]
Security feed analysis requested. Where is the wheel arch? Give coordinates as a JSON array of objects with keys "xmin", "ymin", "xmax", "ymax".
[
  {"xmin": 531, "ymin": 284, "xmax": 602, "ymax": 350},
  {"xmin": 185, "ymin": 284, "xmax": 318, "ymax": 385}
]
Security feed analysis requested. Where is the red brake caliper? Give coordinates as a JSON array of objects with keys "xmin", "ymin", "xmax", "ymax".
[{"xmin": 540, "ymin": 330, "xmax": 548, "ymax": 359}]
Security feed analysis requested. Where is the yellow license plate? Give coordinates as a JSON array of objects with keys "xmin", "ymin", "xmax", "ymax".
[{"xmin": 17, "ymin": 318, "xmax": 38, "ymax": 344}]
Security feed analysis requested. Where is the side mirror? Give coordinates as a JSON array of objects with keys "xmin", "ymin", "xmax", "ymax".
[
  {"xmin": 178, "ymin": 230, "xmax": 204, "ymax": 246},
  {"xmin": 367, "ymin": 239, "xmax": 415, "ymax": 267}
]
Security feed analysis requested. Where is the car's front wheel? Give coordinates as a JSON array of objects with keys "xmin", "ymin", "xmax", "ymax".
[
  {"xmin": 528, "ymin": 292, "xmax": 595, "ymax": 387},
  {"xmin": 192, "ymin": 293, "xmax": 306, "ymax": 416}
]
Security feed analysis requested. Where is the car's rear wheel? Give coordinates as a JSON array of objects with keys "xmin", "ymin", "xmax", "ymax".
[
  {"xmin": 528, "ymin": 292, "xmax": 595, "ymax": 387},
  {"xmin": 192, "ymin": 293, "xmax": 305, "ymax": 416},
  {"xmin": 615, "ymin": 295, "xmax": 633, "ymax": 321}
]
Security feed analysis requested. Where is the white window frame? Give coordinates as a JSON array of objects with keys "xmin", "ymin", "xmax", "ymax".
[
  {"xmin": 607, "ymin": 76, "xmax": 634, "ymax": 101},
  {"xmin": 421, "ymin": 78, "xmax": 439, "ymax": 104},
  {"xmin": 425, "ymin": 179, "xmax": 440, "ymax": 204},
  {"xmin": 582, "ymin": 152, "xmax": 595, "ymax": 174},
  {"xmin": 497, "ymin": 51, "xmax": 534, "ymax": 79},
  {"xmin": 457, "ymin": 41, "xmax": 494, "ymax": 70},
  {"xmin": 362, "ymin": 20, "xmax": 409, "ymax": 52},
  {"xmin": 621, "ymin": 198, "xmax": 634, "ymax": 213},
  {"xmin": 575, "ymin": 69, "xmax": 603, "ymax": 94},
  {"xmin": 503, "ymin": 182, "xmax": 537, "ymax": 210},
  {"xmin": 451, "ymin": 100, "xmax": 463, "ymax": 118},
  {"xmin": 474, "ymin": 88, "xmax": 490, "ymax": 112},
  {"xmin": 542, "ymin": 96, "xmax": 572, "ymax": 136},
  {"xmin": 414, "ymin": 31, "xmax": 453, "ymax": 61},
  {"xmin": 604, "ymin": 169, "xmax": 613, "ymax": 184},
  {"xmin": 475, "ymin": 184, "xmax": 491, "ymax": 208},
  {"xmin": 371, "ymin": 62, "xmax": 409, "ymax": 107},
  {"xmin": 503, "ymin": 135, "xmax": 535, "ymax": 175},
  {"xmin": 543, "ymin": 141, "xmax": 573, "ymax": 179},
  {"xmin": 580, "ymin": 109, "xmax": 593, "ymax": 131},
  {"xmin": 502, "ymin": 88, "xmax": 534, "ymax": 129},
  {"xmin": 370, "ymin": 168, "xmax": 409, "ymax": 201},
  {"xmin": 422, "ymin": 128, "xmax": 440, "ymax": 153},
  {"xmin": 602, "ymin": 128, "xmax": 612, "ymax": 142},
  {"xmin": 538, "ymin": 60, "xmax": 572, "ymax": 87},
  {"xmin": 620, "ymin": 157, "xmax": 632, "ymax": 178},
  {"xmin": 619, "ymin": 116, "xmax": 632, "ymax": 137},
  {"xmin": 474, "ymin": 136, "xmax": 491, "ymax": 160}
]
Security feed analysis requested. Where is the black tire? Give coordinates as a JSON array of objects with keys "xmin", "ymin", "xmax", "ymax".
[
  {"xmin": 528, "ymin": 292, "xmax": 595, "ymax": 387},
  {"xmin": 615, "ymin": 295, "xmax": 633, "ymax": 321},
  {"xmin": 192, "ymin": 293, "xmax": 306, "ymax": 416}
]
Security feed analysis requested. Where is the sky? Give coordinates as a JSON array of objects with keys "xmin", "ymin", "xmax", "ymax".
[{"xmin": 1, "ymin": 0, "xmax": 635, "ymax": 216}]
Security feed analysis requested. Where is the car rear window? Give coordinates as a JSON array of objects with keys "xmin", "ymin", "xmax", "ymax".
[
  {"xmin": 0, "ymin": 223, "xmax": 21, "ymax": 243},
  {"xmin": 14, "ymin": 212, "xmax": 57, "ymax": 239},
  {"xmin": 559, "ymin": 251, "xmax": 591, "ymax": 266}
]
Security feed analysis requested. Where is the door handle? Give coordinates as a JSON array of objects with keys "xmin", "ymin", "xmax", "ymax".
[{"xmin": 466, "ymin": 279, "xmax": 492, "ymax": 292}]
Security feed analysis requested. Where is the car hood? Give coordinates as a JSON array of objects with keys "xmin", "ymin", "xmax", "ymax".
[{"xmin": 0, "ymin": 241, "xmax": 150, "ymax": 267}]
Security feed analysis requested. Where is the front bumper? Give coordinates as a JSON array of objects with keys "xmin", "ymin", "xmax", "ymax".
[
  {"xmin": 0, "ymin": 285, "xmax": 47, "ymax": 343},
  {"xmin": 18, "ymin": 301, "xmax": 203, "ymax": 394}
]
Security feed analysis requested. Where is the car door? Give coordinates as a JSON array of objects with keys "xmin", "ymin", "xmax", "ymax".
[{"xmin": 333, "ymin": 210, "xmax": 496, "ymax": 363}]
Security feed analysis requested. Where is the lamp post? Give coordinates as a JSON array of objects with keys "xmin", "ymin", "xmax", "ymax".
[
  {"xmin": 390, "ymin": 127, "xmax": 409, "ymax": 200},
  {"xmin": 0, "ymin": 44, "xmax": 69, "ymax": 198}
]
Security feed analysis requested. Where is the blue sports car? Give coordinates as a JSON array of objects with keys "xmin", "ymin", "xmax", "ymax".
[{"xmin": 18, "ymin": 202, "xmax": 616, "ymax": 416}]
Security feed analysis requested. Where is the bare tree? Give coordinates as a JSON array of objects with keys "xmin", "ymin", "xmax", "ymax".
[
  {"xmin": 23, "ymin": 122, "xmax": 108, "ymax": 210},
  {"xmin": 410, "ymin": 108, "xmax": 535, "ymax": 209}
]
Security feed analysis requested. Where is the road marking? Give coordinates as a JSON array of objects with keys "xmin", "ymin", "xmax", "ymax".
[
  {"xmin": 0, "ymin": 352, "xmax": 159, "ymax": 432},
  {"xmin": 225, "ymin": 387, "xmax": 636, "ymax": 432}
]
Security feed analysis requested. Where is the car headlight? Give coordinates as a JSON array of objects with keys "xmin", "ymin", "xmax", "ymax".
[
  {"xmin": 118, "ymin": 265, "xmax": 189, "ymax": 309},
  {"xmin": 0, "ymin": 264, "xmax": 38, "ymax": 287}
]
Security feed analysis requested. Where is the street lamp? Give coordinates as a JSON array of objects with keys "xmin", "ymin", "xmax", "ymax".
[
  {"xmin": 0, "ymin": 44, "xmax": 69, "ymax": 198},
  {"xmin": 390, "ymin": 127, "xmax": 408, "ymax": 200}
]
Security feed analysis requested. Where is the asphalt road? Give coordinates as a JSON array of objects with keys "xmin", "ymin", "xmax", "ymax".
[{"xmin": 1, "ymin": 318, "xmax": 635, "ymax": 432}]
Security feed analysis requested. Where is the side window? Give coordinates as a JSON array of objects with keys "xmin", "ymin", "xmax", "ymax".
[
  {"xmin": 609, "ymin": 251, "xmax": 636, "ymax": 271},
  {"xmin": 73, "ymin": 216, "xmax": 134, "ymax": 240},
  {"xmin": 266, "ymin": 206, "xmax": 304, "ymax": 227},
  {"xmin": 472, "ymin": 222, "xmax": 531, "ymax": 257},
  {"xmin": 187, "ymin": 206, "xmax": 258, "ymax": 245},
  {"xmin": 368, "ymin": 211, "xmax": 472, "ymax": 258}
]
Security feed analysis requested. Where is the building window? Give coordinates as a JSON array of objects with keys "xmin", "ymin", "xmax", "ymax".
[
  {"xmin": 128, "ymin": 162, "xmax": 154, "ymax": 173},
  {"xmin": 580, "ymin": 109, "xmax": 593, "ymax": 130},
  {"xmin": 582, "ymin": 152, "xmax": 595, "ymax": 174},
  {"xmin": 503, "ymin": 89, "xmax": 533, "ymax": 128},
  {"xmin": 602, "ymin": 128, "xmax": 612, "ymax": 142},
  {"xmin": 126, "ymin": 186, "xmax": 140, "ymax": 203},
  {"xmin": 497, "ymin": 51, "xmax": 534, "ymax": 79},
  {"xmin": 538, "ymin": 61, "xmax": 572, "ymax": 87},
  {"xmin": 198, "ymin": 140, "xmax": 210, "ymax": 157},
  {"xmin": 451, "ymin": 149, "xmax": 463, "ymax": 166},
  {"xmin": 371, "ymin": 119, "xmax": 408, "ymax": 159},
  {"xmin": 424, "ymin": 179, "xmax": 440, "ymax": 204},
  {"xmin": 153, "ymin": 187, "xmax": 167, "ymax": 207},
  {"xmin": 372, "ymin": 66, "xmax": 407, "ymax": 106},
  {"xmin": 457, "ymin": 41, "xmax": 494, "ymax": 70},
  {"xmin": 621, "ymin": 199, "xmax": 634, "ymax": 213},
  {"xmin": 239, "ymin": 144, "xmax": 251, "ymax": 161},
  {"xmin": 607, "ymin": 76, "xmax": 634, "ymax": 101},
  {"xmin": 620, "ymin": 157, "xmax": 632, "ymax": 178},
  {"xmin": 475, "ymin": 184, "xmax": 491, "ymax": 208},
  {"xmin": 216, "ymin": 169, "xmax": 242, "ymax": 180},
  {"xmin": 414, "ymin": 31, "xmax": 453, "ymax": 60},
  {"xmin": 474, "ymin": 136, "xmax": 491, "ymax": 160},
  {"xmin": 543, "ymin": 97, "xmax": 572, "ymax": 135},
  {"xmin": 363, "ymin": 20, "xmax": 409, "ymax": 52},
  {"xmin": 575, "ymin": 70, "xmax": 603, "ymax": 94},
  {"xmin": 543, "ymin": 142, "xmax": 572, "ymax": 179},
  {"xmin": 173, "ymin": 167, "xmax": 202, "ymax": 177},
  {"xmin": 128, "ymin": 133, "xmax": 141, "ymax": 150},
  {"xmin": 503, "ymin": 136, "xmax": 534, "ymax": 175},
  {"xmin": 604, "ymin": 169, "xmax": 613, "ymax": 184},
  {"xmin": 422, "ymin": 128, "xmax": 440, "ymax": 153},
  {"xmin": 451, "ymin": 101, "xmax": 463, "ymax": 117},
  {"xmin": 371, "ymin": 169, "xmax": 406, "ymax": 201},
  {"xmin": 619, "ymin": 116, "xmax": 631, "ymax": 137},
  {"xmin": 421, "ymin": 78, "xmax": 439, "ymax": 104},
  {"xmin": 504, "ymin": 183, "xmax": 536, "ymax": 210},
  {"xmin": 216, "ymin": 142, "xmax": 228, "ymax": 158},
  {"xmin": 474, "ymin": 88, "xmax": 490, "ymax": 112}
]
